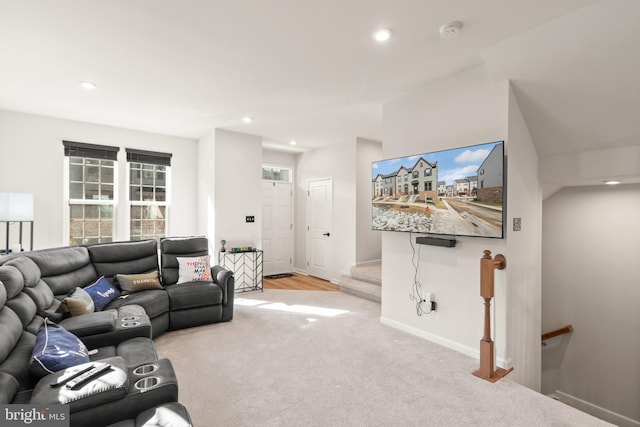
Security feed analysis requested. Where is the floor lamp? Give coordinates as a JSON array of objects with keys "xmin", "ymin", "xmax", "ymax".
[{"xmin": 0, "ymin": 192, "xmax": 34, "ymax": 254}]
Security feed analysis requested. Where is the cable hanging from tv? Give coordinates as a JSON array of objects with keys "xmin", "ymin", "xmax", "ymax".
[{"xmin": 408, "ymin": 233, "xmax": 435, "ymax": 315}]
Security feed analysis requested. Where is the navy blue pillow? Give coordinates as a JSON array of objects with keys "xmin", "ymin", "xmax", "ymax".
[
  {"xmin": 84, "ymin": 276, "xmax": 121, "ymax": 311},
  {"xmin": 29, "ymin": 320, "xmax": 90, "ymax": 377}
]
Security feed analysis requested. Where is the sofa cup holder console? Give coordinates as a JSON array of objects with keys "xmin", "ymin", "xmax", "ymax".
[
  {"xmin": 134, "ymin": 376, "xmax": 160, "ymax": 391},
  {"xmin": 127, "ymin": 358, "xmax": 177, "ymax": 398},
  {"xmin": 133, "ymin": 363, "xmax": 159, "ymax": 375},
  {"xmin": 65, "ymin": 359, "xmax": 179, "ymax": 424},
  {"xmin": 121, "ymin": 321, "xmax": 141, "ymax": 328},
  {"xmin": 120, "ymin": 315, "xmax": 142, "ymax": 328}
]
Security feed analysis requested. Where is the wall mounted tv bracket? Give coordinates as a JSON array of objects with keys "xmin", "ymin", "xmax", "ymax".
[{"xmin": 415, "ymin": 236, "xmax": 456, "ymax": 247}]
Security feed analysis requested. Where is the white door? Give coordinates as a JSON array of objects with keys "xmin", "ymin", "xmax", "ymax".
[
  {"xmin": 262, "ymin": 181, "xmax": 292, "ymax": 276},
  {"xmin": 307, "ymin": 178, "xmax": 332, "ymax": 281}
]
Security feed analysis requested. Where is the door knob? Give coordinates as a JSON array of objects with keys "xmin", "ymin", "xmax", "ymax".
[{"xmin": 323, "ymin": 232, "xmax": 330, "ymax": 237}]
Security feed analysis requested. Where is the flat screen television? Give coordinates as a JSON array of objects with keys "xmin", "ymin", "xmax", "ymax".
[{"xmin": 371, "ymin": 141, "xmax": 505, "ymax": 238}]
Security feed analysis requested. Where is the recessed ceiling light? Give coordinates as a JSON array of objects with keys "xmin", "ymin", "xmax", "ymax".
[
  {"xmin": 80, "ymin": 81, "xmax": 96, "ymax": 90},
  {"xmin": 289, "ymin": 140, "xmax": 297, "ymax": 146},
  {"xmin": 373, "ymin": 28, "xmax": 391, "ymax": 42},
  {"xmin": 242, "ymin": 116, "xmax": 253, "ymax": 123},
  {"xmin": 439, "ymin": 21, "xmax": 462, "ymax": 39},
  {"xmin": 604, "ymin": 180, "xmax": 621, "ymax": 185}
]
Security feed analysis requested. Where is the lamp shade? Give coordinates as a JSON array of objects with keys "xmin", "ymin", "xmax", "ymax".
[{"xmin": 0, "ymin": 192, "xmax": 34, "ymax": 221}]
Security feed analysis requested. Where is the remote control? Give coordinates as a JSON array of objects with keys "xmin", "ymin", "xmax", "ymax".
[
  {"xmin": 50, "ymin": 365, "xmax": 94, "ymax": 388},
  {"xmin": 66, "ymin": 364, "xmax": 113, "ymax": 390}
]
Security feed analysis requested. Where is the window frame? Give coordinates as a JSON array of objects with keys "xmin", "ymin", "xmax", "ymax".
[
  {"xmin": 262, "ymin": 164, "xmax": 293, "ymax": 183},
  {"xmin": 63, "ymin": 151, "xmax": 119, "ymax": 246},
  {"xmin": 126, "ymin": 151, "xmax": 172, "ymax": 241}
]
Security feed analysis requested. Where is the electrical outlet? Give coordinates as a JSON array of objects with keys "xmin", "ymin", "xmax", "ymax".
[{"xmin": 421, "ymin": 293, "xmax": 436, "ymax": 314}]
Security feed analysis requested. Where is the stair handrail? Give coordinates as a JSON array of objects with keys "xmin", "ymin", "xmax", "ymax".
[{"xmin": 541, "ymin": 324, "xmax": 573, "ymax": 341}]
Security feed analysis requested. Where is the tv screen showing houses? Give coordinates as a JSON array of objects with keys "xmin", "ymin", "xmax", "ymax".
[{"xmin": 371, "ymin": 141, "xmax": 504, "ymax": 238}]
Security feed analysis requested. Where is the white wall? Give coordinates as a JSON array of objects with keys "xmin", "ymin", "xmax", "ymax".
[
  {"xmin": 542, "ymin": 184, "xmax": 640, "ymax": 423},
  {"xmin": 294, "ymin": 141, "xmax": 356, "ymax": 282},
  {"xmin": 196, "ymin": 129, "xmax": 216, "ymax": 252},
  {"xmin": 355, "ymin": 137, "xmax": 382, "ymax": 264},
  {"xmin": 0, "ymin": 109, "xmax": 197, "ymax": 250},
  {"xmin": 262, "ymin": 149, "xmax": 296, "ymax": 168},
  {"xmin": 381, "ymin": 67, "xmax": 526, "ymax": 376},
  {"xmin": 211, "ymin": 129, "xmax": 263, "ymax": 254},
  {"xmin": 506, "ymin": 86, "xmax": 543, "ymax": 390},
  {"xmin": 540, "ymin": 145, "xmax": 640, "ymax": 190}
]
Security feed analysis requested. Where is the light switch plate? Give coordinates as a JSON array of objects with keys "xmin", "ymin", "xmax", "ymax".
[{"xmin": 513, "ymin": 217, "xmax": 522, "ymax": 231}]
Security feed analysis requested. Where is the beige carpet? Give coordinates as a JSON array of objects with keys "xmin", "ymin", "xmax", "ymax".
[{"xmin": 154, "ymin": 290, "xmax": 611, "ymax": 427}]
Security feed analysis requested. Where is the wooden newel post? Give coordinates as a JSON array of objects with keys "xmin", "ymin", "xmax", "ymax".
[{"xmin": 473, "ymin": 250, "xmax": 513, "ymax": 382}]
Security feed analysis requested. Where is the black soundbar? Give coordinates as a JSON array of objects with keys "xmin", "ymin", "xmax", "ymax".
[{"xmin": 415, "ymin": 236, "xmax": 456, "ymax": 247}]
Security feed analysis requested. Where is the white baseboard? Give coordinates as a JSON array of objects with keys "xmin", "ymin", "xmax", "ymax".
[
  {"xmin": 379, "ymin": 316, "xmax": 511, "ymax": 369},
  {"xmin": 555, "ymin": 390, "xmax": 640, "ymax": 427}
]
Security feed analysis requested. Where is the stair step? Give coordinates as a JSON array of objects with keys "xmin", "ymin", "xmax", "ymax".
[
  {"xmin": 350, "ymin": 263, "xmax": 381, "ymax": 286},
  {"xmin": 339, "ymin": 275, "xmax": 381, "ymax": 303}
]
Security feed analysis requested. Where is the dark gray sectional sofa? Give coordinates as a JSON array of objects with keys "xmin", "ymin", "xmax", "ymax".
[{"xmin": 0, "ymin": 236, "xmax": 235, "ymax": 427}]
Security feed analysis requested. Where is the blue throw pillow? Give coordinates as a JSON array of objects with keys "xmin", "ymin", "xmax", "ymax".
[
  {"xmin": 29, "ymin": 320, "xmax": 90, "ymax": 377},
  {"xmin": 84, "ymin": 276, "xmax": 121, "ymax": 311}
]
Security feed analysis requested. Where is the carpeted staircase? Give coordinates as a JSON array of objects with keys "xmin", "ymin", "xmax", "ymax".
[{"xmin": 339, "ymin": 261, "xmax": 381, "ymax": 303}]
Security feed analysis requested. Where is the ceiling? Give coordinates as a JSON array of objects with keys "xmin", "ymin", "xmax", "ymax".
[{"xmin": 1, "ymin": 0, "xmax": 638, "ymax": 168}]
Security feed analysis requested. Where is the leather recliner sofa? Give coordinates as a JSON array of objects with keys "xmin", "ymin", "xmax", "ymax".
[{"xmin": 0, "ymin": 236, "xmax": 234, "ymax": 426}]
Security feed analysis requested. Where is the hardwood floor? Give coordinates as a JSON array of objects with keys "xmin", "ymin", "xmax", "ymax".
[{"xmin": 263, "ymin": 273, "xmax": 339, "ymax": 291}]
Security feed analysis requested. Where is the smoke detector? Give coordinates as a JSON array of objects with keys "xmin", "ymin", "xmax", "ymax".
[{"xmin": 439, "ymin": 21, "xmax": 462, "ymax": 39}]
